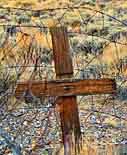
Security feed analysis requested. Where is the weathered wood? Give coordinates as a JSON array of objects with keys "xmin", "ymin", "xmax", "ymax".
[
  {"xmin": 50, "ymin": 27, "xmax": 73, "ymax": 76},
  {"xmin": 15, "ymin": 79, "xmax": 116, "ymax": 98}
]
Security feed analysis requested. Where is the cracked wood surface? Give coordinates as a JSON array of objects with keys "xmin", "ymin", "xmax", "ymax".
[{"xmin": 15, "ymin": 79, "xmax": 116, "ymax": 98}]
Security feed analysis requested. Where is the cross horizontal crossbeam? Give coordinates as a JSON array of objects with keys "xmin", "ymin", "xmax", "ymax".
[{"xmin": 15, "ymin": 78, "xmax": 116, "ymax": 98}]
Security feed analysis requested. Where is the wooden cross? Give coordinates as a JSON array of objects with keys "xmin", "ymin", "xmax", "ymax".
[{"xmin": 15, "ymin": 27, "xmax": 116, "ymax": 155}]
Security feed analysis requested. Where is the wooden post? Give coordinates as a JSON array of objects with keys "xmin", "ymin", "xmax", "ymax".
[{"xmin": 50, "ymin": 27, "xmax": 81, "ymax": 155}]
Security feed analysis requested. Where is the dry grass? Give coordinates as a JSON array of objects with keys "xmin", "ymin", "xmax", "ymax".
[
  {"xmin": 0, "ymin": 0, "xmax": 71, "ymax": 9},
  {"xmin": 58, "ymin": 143, "xmax": 124, "ymax": 155}
]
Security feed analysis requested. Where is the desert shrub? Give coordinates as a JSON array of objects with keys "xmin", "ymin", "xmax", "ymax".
[
  {"xmin": 117, "ymin": 86, "xmax": 127, "ymax": 101},
  {"xmin": 71, "ymin": 36, "xmax": 106, "ymax": 56}
]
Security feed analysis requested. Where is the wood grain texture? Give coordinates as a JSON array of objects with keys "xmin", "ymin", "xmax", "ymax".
[
  {"xmin": 50, "ymin": 27, "xmax": 73, "ymax": 76},
  {"xmin": 15, "ymin": 79, "xmax": 116, "ymax": 98}
]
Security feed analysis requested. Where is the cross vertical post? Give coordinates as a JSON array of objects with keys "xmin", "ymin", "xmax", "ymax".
[{"xmin": 50, "ymin": 27, "xmax": 81, "ymax": 155}]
